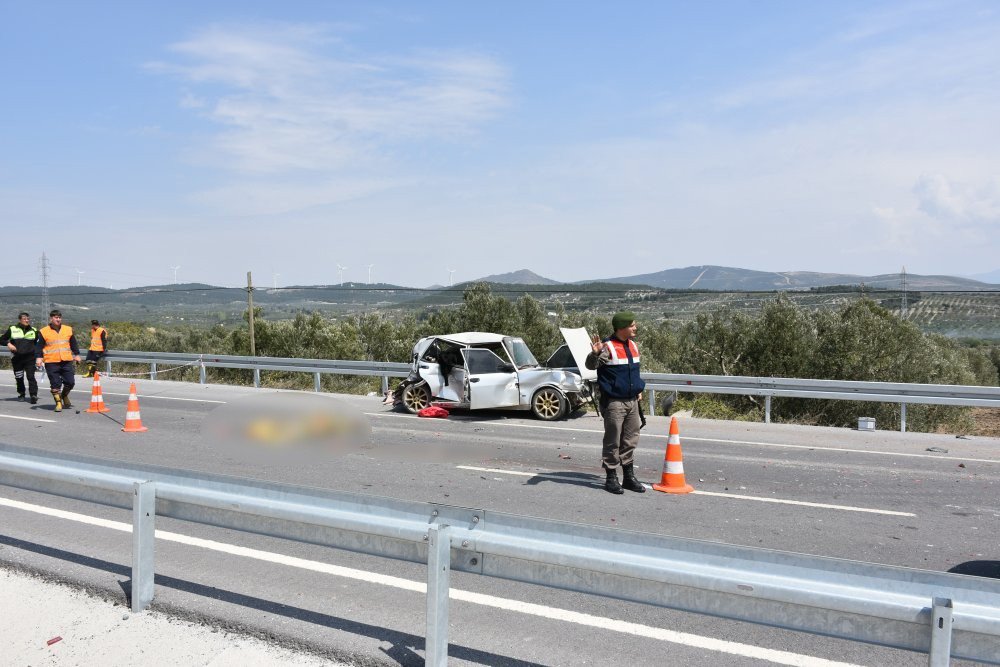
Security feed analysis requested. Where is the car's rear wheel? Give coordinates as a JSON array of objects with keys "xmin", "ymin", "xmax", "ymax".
[
  {"xmin": 401, "ymin": 383, "xmax": 432, "ymax": 414},
  {"xmin": 531, "ymin": 387, "xmax": 567, "ymax": 421}
]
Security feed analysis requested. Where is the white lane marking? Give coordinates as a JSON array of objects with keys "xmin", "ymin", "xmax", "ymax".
[
  {"xmin": 101, "ymin": 392, "xmax": 226, "ymax": 404},
  {"xmin": 456, "ymin": 466, "xmax": 916, "ymax": 516},
  {"xmin": 690, "ymin": 491, "xmax": 915, "ymax": 516},
  {"xmin": 0, "ymin": 414, "xmax": 56, "ymax": 423},
  {"xmin": 370, "ymin": 412, "xmax": 1000, "ymax": 464},
  {"xmin": 0, "ymin": 383, "xmax": 226, "ymax": 404},
  {"xmin": 0, "ymin": 496, "xmax": 862, "ymax": 667},
  {"xmin": 459, "ymin": 465, "xmax": 535, "ymax": 477}
]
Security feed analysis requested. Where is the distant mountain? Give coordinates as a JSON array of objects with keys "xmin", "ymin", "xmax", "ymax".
[
  {"xmin": 473, "ymin": 269, "xmax": 562, "ymax": 285},
  {"xmin": 583, "ymin": 265, "xmax": 996, "ymax": 291},
  {"xmin": 969, "ymin": 269, "xmax": 1000, "ymax": 284}
]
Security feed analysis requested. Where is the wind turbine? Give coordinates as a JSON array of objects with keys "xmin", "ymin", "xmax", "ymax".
[
  {"xmin": 367, "ymin": 264, "xmax": 374, "ymax": 284},
  {"xmin": 75, "ymin": 269, "xmax": 84, "ymax": 286},
  {"xmin": 448, "ymin": 269, "xmax": 456, "ymax": 287},
  {"xmin": 170, "ymin": 265, "xmax": 181, "ymax": 284},
  {"xmin": 337, "ymin": 264, "xmax": 347, "ymax": 285},
  {"xmin": 273, "ymin": 273, "xmax": 280, "ymax": 289}
]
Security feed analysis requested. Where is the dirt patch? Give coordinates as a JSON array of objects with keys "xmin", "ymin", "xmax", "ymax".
[{"xmin": 968, "ymin": 408, "xmax": 1000, "ymax": 437}]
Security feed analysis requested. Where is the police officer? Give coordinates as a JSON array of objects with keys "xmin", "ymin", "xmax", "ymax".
[
  {"xmin": 35, "ymin": 309, "xmax": 80, "ymax": 412},
  {"xmin": 83, "ymin": 319, "xmax": 108, "ymax": 377},
  {"xmin": 1, "ymin": 312, "xmax": 40, "ymax": 403},
  {"xmin": 586, "ymin": 311, "xmax": 647, "ymax": 494}
]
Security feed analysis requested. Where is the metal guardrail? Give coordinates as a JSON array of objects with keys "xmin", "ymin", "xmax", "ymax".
[
  {"xmin": 642, "ymin": 373, "xmax": 1000, "ymax": 433},
  {"xmin": 0, "ymin": 349, "xmax": 411, "ymax": 395},
  {"xmin": 4, "ymin": 349, "xmax": 999, "ymax": 432},
  {"xmin": 1, "ymin": 443, "xmax": 998, "ymax": 665}
]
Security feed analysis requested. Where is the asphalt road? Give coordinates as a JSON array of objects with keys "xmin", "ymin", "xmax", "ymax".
[{"xmin": 1, "ymin": 375, "xmax": 998, "ymax": 666}]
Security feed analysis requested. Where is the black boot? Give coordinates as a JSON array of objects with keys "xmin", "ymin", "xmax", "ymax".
[
  {"xmin": 604, "ymin": 468, "xmax": 623, "ymax": 494},
  {"xmin": 622, "ymin": 463, "xmax": 646, "ymax": 493},
  {"xmin": 60, "ymin": 387, "xmax": 72, "ymax": 409}
]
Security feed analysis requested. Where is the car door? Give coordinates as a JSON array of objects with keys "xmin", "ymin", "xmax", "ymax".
[
  {"xmin": 416, "ymin": 340, "xmax": 445, "ymax": 398},
  {"xmin": 462, "ymin": 348, "xmax": 520, "ymax": 409}
]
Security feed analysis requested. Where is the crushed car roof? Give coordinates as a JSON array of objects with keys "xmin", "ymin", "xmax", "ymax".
[{"xmin": 430, "ymin": 332, "xmax": 509, "ymax": 345}]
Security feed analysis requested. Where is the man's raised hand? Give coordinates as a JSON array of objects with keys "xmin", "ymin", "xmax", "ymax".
[{"xmin": 590, "ymin": 332, "xmax": 604, "ymax": 354}]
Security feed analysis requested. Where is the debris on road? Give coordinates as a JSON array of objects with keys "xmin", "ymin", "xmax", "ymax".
[
  {"xmin": 47, "ymin": 636, "xmax": 62, "ymax": 646},
  {"xmin": 926, "ymin": 447, "xmax": 949, "ymax": 453}
]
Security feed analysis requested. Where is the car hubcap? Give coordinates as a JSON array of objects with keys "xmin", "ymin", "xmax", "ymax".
[
  {"xmin": 405, "ymin": 386, "xmax": 428, "ymax": 411},
  {"xmin": 535, "ymin": 390, "xmax": 560, "ymax": 419}
]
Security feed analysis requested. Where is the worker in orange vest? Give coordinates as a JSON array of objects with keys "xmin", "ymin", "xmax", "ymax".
[
  {"xmin": 83, "ymin": 319, "xmax": 108, "ymax": 378},
  {"xmin": 34, "ymin": 309, "xmax": 81, "ymax": 412}
]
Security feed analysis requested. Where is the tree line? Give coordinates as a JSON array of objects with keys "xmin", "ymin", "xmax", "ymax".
[{"xmin": 45, "ymin": 283, "xmax": 1000, "ymax": 432}]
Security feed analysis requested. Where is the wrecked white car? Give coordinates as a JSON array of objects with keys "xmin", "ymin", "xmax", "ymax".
[{"xmin": 392, "ymin": 328, "xmax": 596, "ymax": 421}]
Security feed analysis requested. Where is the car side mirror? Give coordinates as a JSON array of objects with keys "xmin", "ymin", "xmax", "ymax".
[{"xmin": 499, "ymin": 363, "xmax": 516, "ymax": 373}]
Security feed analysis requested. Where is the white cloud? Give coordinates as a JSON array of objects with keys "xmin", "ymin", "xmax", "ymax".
[
  {"xmin": 149, "ymin": 22, "xmax": 510, "ymax": 186},
  {"xmin": 914, "ymin": 174, "xmax": 1000, "ymax": 227},
  {"xmin": 191, "ymin": 177, "xmax": 397, "ymax": 216}
]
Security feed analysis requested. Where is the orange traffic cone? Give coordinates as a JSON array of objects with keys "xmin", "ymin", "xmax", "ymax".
[
  {"xmin": 121, "ymin": 383, "xmax": 148, "ymax": 432},
  {"xmin": 652, "ymin": 416, "xmax": 694, "ymax": 494},
  {"xmin": 85, "ymin": 372, "xmax": 111, "ymax": 413}
]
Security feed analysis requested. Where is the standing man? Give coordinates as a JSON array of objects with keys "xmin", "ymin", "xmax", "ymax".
[
  {"xmin": 83, "ymin": 319, "xmax": 107, "ymax": 378},
  {"xmin": 35, "ymin": 310, "xmax": 80, "ymax": 412},
  {"xmin": 1, "ymin": 312, "xmax": 40, "ymax": 403},
  {"xmin": 586, "ymin": 311, "xmax": 647, "ymax": 495}
]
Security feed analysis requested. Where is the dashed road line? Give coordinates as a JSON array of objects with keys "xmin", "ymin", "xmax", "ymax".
[
  {"xmin": 0, "ymin": 414, "xmax": 56, "ymax": 423},
  {"xmin": 455, "ymin": 466, "xmax": 916, "ymax": 516},
  {"xmin": 368, "ymin": 412, "xmax": 999, "ymax": 464}
]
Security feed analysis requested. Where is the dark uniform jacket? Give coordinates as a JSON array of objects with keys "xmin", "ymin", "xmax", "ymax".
[
  {"xmin": 586, "ymin": 336, "xmax": 645, "ymax": 400},
  {"xmin": 0, "ymin": 323, "xmax": 40, "ymax": 356}
]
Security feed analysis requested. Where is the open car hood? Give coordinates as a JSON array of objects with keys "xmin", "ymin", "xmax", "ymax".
[{"xmin": 559, "ymin": 327, "xmax": 597, "ymax": 381}]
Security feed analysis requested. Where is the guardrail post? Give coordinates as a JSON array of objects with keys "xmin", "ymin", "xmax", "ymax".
[
  {"xmin": 929, "ymin": 597, "xmax": 953, "ymax": 666},
  {"xmin": 199, "ymin": 359, "xmax": 206, "ymax": 385},
  {"xmin": 900, "ymin": 403, "xmax": 907, "ymax": 433},
  {"xmin": 105, "ymin": 359, "xmax": 112, "ymax": 376},
  {"xmin": 253, "ymin": 368, "xmax": 261, "ymax": 388},
  {"xmin": 648, "ymin": 389, "xmax": 656, "ymax": 416},
  {"xmin": 314, "ymin": 372, "xmax": 322, "ymax": 393},
  {"xmin": 426, "ymin": 524, "xmax": 451, "ymax": 666},
  {"xmin": 132, "ymin": 481, "xmax": 156, "ymax": 612},
  {"xmin": 150, "ymin": 362, "xmax": 157, "ymax": 381},
  {"xmin": 381, "ymin": 374, "xmax": 389, "ymax": 395},
  {"xmin": 765, "ymin": 395, "xmax": 771, "ymax": 424}
]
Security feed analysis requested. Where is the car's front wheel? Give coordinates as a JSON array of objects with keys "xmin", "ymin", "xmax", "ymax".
[
  {"xmin": 531, "ymin": 387, "xmax": 567, "ymax": 421},
  {"xmin": 401, "ymin": 383, "xmax": 432, "ymax": 414}
]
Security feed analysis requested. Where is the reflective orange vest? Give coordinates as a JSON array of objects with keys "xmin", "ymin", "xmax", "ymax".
[
  {"xmin": 89, "ymin": 326, "xmax": 107, "ymax": 352},
  {"xmin": 40, "ymin": 325, "xmax": 74, "ymax": 363}
]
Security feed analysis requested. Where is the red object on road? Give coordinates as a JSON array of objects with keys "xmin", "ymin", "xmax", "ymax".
[
  {"xmin": 417, "ymin": 406, "xmax": 450, "ymax": 418},
  {"xmin": 47, "ymin": 636, "xmax": 63, "ymax": 646}
]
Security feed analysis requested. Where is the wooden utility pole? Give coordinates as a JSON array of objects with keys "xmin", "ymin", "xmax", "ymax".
[{"xmin": 247, "ymin": 271, "xmax": 256, "ymax": 357}]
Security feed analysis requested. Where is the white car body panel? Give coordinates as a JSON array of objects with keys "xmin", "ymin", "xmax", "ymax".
[{"xmin": 559, "ymin": 327, "xmax": 598, "ymax": 382}]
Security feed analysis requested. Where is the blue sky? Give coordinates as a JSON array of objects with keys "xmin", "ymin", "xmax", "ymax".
[{"xmin": 2, "ymin": 1, "xmax": 999, "ymax": 288}]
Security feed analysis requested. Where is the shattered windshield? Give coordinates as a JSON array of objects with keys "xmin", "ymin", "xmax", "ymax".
[{"xmin": 505, "ymin": 337, "xmax": 538, "ymax": 369}]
